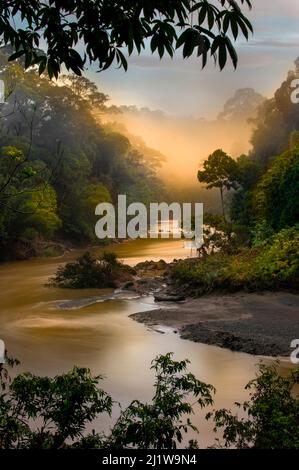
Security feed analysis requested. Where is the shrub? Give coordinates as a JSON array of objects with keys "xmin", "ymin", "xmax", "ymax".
[
  {"xmin": 0, "ymin": 358, "xmax": 112, "ymax": 449},
  {"xmin": 171, "ymin": 227, "xmax": 299, "ymax": 294},
  {"xmin": 252, "ymin": 227, "xmax": 299, "ymax": 289},
  {"xmin": 253, "ymin": 148, "xmax": 299, "ymax": 231},
  {"xmin": 49, "ymin": 252, "xmax": 135, "ymax": 289},
  {"xmin": 0, "ymin": 354, "xmax": 214, "ymax": 449},
  {"xmin": 171, "ymin": 250, "xmax": 256, "ymax": 295},
  {"xmin": 209, "ymin": 364, "xmax": 299, "ymax": 449}
]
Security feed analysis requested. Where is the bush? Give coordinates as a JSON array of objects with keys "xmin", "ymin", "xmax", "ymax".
[
  {"xmin": 252, "ymin": 227, "xmax": 299, "ymax": 289},
  {"xmin": 0, "ymin": 353, "xmax": 214, "ymax": 449},
  {"xmin": 253, "ymin": 148, "xmax": 299, "ymax": 231},
  {"xmin": 209, "ymin": 364, "xmax": 299, "ymax": 449},
  {"xmin": 49, "ymin": 252, "xmax": 135, "ymax": 289},
  {"xmin": 171, "ymin": 250, "xmax": 255, "ymax": 295},
  {"xmin": 108, "ymin": 353, "xmax": 215, "ymax": 449},
  {"xmin": 1, "ymin": 354, "xmax": 299, "ymax": 449},
  {"xmin": 171, "ymin": 227, "xmax": 299, "ymax": 294},
  {"xmin": 0, "ymin": 358, "xmax": 112, "ymax": 449}
]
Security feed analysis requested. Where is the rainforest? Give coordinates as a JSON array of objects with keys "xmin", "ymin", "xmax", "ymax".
[{"xmin": 0, "ymin": 0, "xmax": 299, "ymax": 457}]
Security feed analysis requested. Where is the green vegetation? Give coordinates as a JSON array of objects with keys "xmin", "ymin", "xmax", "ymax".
[
  {"xmin": 0, "ymin": 353, "xmax": 215, "ymax": 449},
  {"xmin": 108, "ymin": 353, "xmax": 215, "ymax": 449},
  {"xmin": 172, "ymin": 227, "xmax": 299, "ymax": 294},
  {"xmin": 251, "ymin": 59, "xmax": 299, "ymax": 167},
  {"xmin": 49, "ymin": 252, "xmax": 136, "ymax": 289},
  {"xmin": 253, "ymin": 148, "xmax": 299, "ymax": 231},
  {"xmin": 209, "ymin": 364, "xmax": 299, "ymax": 449},
  {"xmin": 1, "ymin": 1, "xmax": 252, "ymax": 77},
  {"xmin": 174, "ymin": 59, "xmax": 299, "ymax": 297},
  {"xmin": 197, "ymin": 149, "xmax": 238, "ymax": 221},
  {"xmin": 1, "ymin": 354, "xmax": 299, "ymax": 449},
  {"xmin": 0, "ymin": 47, "xmax": 165, "ymax": 259},
  {"xmin": 230, "ymin": 60, "xmax": 299, "ymax": 235}
]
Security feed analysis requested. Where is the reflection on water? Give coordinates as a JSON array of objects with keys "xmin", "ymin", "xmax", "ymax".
[{"xmin": 0, "ymin": 238, "xmax": 290, "ymax": 447}]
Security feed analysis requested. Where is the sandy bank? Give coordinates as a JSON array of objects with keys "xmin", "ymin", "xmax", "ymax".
[{"xmin": 130, "ymin": 292, "xmax": 299, "ymax": 357}]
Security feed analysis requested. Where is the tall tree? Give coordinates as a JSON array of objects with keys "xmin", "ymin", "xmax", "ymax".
[
  {"xmin": 198, "ymin": 149, "xmax": 238, "ymax": 221},
  {"xmin": 251, "ymin": 58, "xmax": 299, "ymax": 167}
]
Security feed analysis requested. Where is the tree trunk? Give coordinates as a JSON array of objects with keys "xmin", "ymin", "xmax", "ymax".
[{"xmin": 220, "ymin": 186, "xmax": 226, "ymax": 222}]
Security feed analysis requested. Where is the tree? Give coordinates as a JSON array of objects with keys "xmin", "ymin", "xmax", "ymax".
[
  {"xmin": 209, "ymin": 364, "xmax": 299, "ymax": 449},
  {"xmin": 0, "ymin": 358, "xmax": 113, "ymax": 449},
  {"xmin": 253, "ymin": 147, "xmax": 299, "ymax": 231},
  {"xmin": 218, "ymin": 88, "xmax": 265, "ymax": 122},
  {"xmin": 108, "ymin": 353, "xmax": 215, "ymax": 449},
  {"xmin": 76, "ymin": 183, "xmax": 112, "ymax": 240},
  {"xmin": 250, "ymin": 58, "xmax": 299, "ymax": 167},
  {"xmin": 0, "ymin": 49, "xmax": 165, "ymax": 255},
  {"xmin": 0, "ymin": 1, "xmax": 252, "ymax": 78},
  {"xmin": 229, "ymin": 154, "xmax": 261, "ymax": 228},
  {"xmin": 110, "ymin": 353, "xmax": 215, "ymax": 449},
  {"xmin": 0, "ymin": 353, "xmax": 215, "ymax": 449},
  {"xmin": 2, "ymin": 353, "xmax": 299, "ymax": 449},
  {"xmin": 197, "ymin": 149, "xmax": 238, "ymax": 221}
]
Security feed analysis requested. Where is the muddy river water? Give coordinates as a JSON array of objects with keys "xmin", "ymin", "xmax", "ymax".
[{"xmin": 0, "ymin": 238, "xmax": 287, "ymax": 447}]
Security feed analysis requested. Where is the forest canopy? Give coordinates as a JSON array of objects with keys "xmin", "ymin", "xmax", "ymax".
[{"xmin": 0, "ymin": 47, "xmax": 165, "ymax": 259}]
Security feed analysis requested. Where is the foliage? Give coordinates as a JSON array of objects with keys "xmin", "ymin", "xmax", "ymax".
[
  {"xmin": 250, "ymin": 58, "xmax": 299, "ymax": 167},
  {"xmin": 171, "ymin": 227, "xmax": 299, "ymax": 294},
  {"xmin": 0, "ymin": 359, "xmax": 112, "ymax": 449},
  {"xmin": 2, "ymin": 354, "xmax": 299, "ymax": 449},
  {"xmin": 0, "ymin": 49, "xmax": 165, "ymax": 258},
  {"xmin": 252, "ymin": 227, "xmax": 299, "ymax": 290},
  {"xmin": 253, "ymin": 148, "xmax": 299, "ymax": 231},
  {"xmin": 229, "ymin": 154, "xmax": 262, "ymax": 228},
  {"xmin": 171, "ymin": 250, "xmax": 251, "ymax": 295},
  {"xmin": 73, "ymin": 183, "xmax": 112, "ymax": 241},
  {"xmin": 0, "ymin": 353, "xmax": 215, "ymax": 449},
  {"xmin": 0, "ymin": 1, "xmax": 252, "ymax": 78},
  {"xmin": 218, "ymin": 88, "xmax": 265, "ymax": 121},
  {"xmin": 234, "ymin": 153, "xmax": 261, "ymax": 190},
  {"xmin": 251, "ymin": 220, "xmax": 274, "ymax": 246},
  {"xmin": 228, "ymin": 60, "xmax": 299, "ymax": 237},
  {"xmin": 100, "ymin": 353, "xmax": 214, "ymax": 449},
  {"xmin": 49, "ymin": 251, "xmax": 135, "ymax": 289},
  {"xmin": 194, "ymin": 213, "xmax": 247, "ymax": 257},
  {"xmin": 198, "ymin": 149, "xmax": 238, "ymax": 192},
  {"xmin": 198, "ymin": 149, "xmax": 239, "ymax": 220},
  {"xmin": 209, "ymin": 364, "xmax": 299, "ymax": 449}
]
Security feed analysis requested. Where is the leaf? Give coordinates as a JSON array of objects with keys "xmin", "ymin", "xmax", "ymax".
[
  {"xmin": 101, "ymin": 50, "xmax": 116, "ymax": 71},
  {"xmin": 8, "ymin": 50, "xmax": 25, "ymax": 61},
  {"xmin": 38, "ymin": 58, "xmax": 47, "ymax": 75},
  {"xmin": 225, "ymin": 37, "xmax": 238, "ymax": 69},
  {"xmin": 116, "ymin": 49, "xmax": 128, "ymax": 71}
]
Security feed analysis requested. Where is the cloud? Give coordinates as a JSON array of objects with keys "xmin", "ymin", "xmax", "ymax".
[
  {"xmin": 89, "ymin": 0, "xmax": 299, "ymax": 117},
  {"xmin": 242, "ymin": 39, "xmax": 299, "ymax": 48}
]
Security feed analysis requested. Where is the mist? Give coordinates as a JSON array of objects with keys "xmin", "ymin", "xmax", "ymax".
[{"xmin": 101, "ymin": 88, "xmax": 265, "ymax": 193}]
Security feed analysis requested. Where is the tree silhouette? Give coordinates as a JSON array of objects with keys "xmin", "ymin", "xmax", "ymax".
[
  {"xmin": 0, "ymin": 1, "xmax": 252, "ymax": 78},
  {"xmin": 198, "ymin": 149, "xmax": 238, "ymax": 221}
]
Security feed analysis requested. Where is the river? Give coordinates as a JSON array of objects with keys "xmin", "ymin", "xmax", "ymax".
[{"xmin": 0, "ymin": 238, "xmax": 280, "ymax": 447}]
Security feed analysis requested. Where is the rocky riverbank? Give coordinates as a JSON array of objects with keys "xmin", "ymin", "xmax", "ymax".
[{"xmin": 130, "ymin": 292, "xmax": 299, "ymax": 357}]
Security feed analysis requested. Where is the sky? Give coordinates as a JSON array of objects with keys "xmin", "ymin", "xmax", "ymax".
[{"xmin": 87, "ymin": 0, "xmax": 299, "ymax": 119}]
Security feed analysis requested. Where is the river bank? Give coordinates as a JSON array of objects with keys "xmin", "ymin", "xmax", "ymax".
[
  {"xmin": 130, "ymin": 291, "xmax": 299, "ymax": 357},
  {"xmin": 27, "ymin": 246, "xmax": 299, "ymax": 359},
  {"xmin": 0, "ymin": 237, "xmax": 295, "ymax": 447}
]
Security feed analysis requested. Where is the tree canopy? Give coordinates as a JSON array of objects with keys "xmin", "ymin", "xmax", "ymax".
[
  {"xmin": 0, "ymin": 48, "xmax": 166, "ymax": 258},
  {"xmin": 0, "ymin": 0, "xmax": 253, "ymax": 78},
  {"xmin": 198, "ymin": 149, "xmax": 238, "ymax": 220},
  {"xmin": 250, "ymin": 58, "xmax": 299, "ymax": 167}
]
